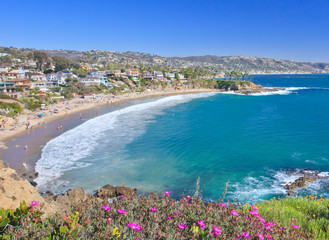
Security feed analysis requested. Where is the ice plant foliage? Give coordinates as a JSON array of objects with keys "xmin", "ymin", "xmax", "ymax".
[{"xmin": 1, "ymin": 193, "xmax": 314, "ymax": 239}]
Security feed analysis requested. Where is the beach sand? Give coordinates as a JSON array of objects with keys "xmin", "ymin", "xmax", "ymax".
[{"xmin": 0, "ymin": 88, "xmax": 218, "ymax": 180}]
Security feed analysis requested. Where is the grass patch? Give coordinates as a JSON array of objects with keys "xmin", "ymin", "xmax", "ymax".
[{"xmin": 257, "ymin": 195, "xmax": 329, "ymax": 239}]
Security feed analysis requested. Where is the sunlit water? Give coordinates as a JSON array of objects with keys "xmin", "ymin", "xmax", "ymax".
[{"xmin": 35, "ymin": 74, "xmax": 329, "ymax": 202}]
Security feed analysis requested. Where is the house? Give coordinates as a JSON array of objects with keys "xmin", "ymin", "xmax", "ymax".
[
  {"xmin": 0, "ymin": 72, "xmax": 19, "ymax": 81},
  {"xmin": 6, "ymin": 79, "xmax": 32, "ymax": 91},
  {"xmin": 25, "ymin": 72, "xmax": 47, "ymax": 81},
  {"xmin": 46, "ymin": 71, "xmax": 77, "ymax": 85},
  {"xmin": 178, "ymin": 74, "xmax": 185, "ymax": 80},
  {"xmin": 80, "ymin": 64, "xmax": 93, "ymax": 71},
  {"xmin": 126, "ymin": 70, "xmax": 139, "ymax": 78},
  {"xmin": 31, "ymin": 81, "xmax": 54, "ymax": 92},
  {"xmin": 0, "ymin": 82, "xmax": 16, "ymax": 94},
  {"xmin": 142, "ymin": 73, "xmax": 153, "ymax": 79},
  {"xmin": 165, "ymin": 73, "xmax": 175, "ymax": 79},
  {"xmin": 78, "ymin": 76, "xmax": 110, "ymax": 87},
  {"xmin": 153, "ymin": 71, "xmax": 164, "ymax": 80}
]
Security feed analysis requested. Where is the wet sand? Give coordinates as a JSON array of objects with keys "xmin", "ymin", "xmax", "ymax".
[{"xmin": 0, "ymin": 89, "xmax": 217, "ymax": 180}]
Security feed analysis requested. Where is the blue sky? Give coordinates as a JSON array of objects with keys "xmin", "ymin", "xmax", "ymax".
[{"xmin": 2, "ymin": 0, "xmax": 329, "ymax": 62}]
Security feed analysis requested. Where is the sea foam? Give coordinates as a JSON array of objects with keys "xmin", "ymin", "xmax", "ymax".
[{"xmin": 35, "ymin": 92, "xmax": 218, "ymax": 193}]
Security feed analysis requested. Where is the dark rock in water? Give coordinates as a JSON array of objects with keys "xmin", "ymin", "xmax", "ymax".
[
  {"xmin": 95, "ymin": 184, "xmax": 137, "ymax": 199},
  {"xmin": 35, "ymin": 172, "xmax": 39, "ymax": 177},
  {"xmin": 285, "ymin": 171, "xmax": 324, "ymax": 190},
  {"xmin": 29, "ymin": 181, "xmax": 37, "ymax": 187}
]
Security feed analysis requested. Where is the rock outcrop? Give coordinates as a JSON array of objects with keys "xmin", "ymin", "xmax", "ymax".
[
  {"xmin": 285, "ymin": 170, "xmax": 324, "ymax": 191},
  {"xmin": 0, "ymin": 160, "xmax": 137, "ymax": 217}
]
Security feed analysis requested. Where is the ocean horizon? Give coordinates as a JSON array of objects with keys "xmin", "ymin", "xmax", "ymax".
[{"xmin": 35, "ymin": 74, "xmax": 329, "ymax": 203}]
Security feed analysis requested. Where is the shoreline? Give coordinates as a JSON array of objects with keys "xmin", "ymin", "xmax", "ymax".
[{"xmin": 0, "ymin": 88, "xmax": 219, "ymax": 181}]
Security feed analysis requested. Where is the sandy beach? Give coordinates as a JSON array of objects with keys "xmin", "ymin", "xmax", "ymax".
[{"xmin": 0, "ymin": 88, "xmax": 218, "ymax": 179}]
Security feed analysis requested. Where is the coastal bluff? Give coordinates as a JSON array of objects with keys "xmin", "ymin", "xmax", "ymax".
[{"xmin": 0, "ymin": 160, "xmax": 136, "ymax": 217}]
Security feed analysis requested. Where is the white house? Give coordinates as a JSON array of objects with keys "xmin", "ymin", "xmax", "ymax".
[
  {"xmin": 78, "ymin": 76, "xmax": 110, "ymax": 87},
  {"xmin": 31, "ymin": 81, "xmax": 54, "ymax": 92}
]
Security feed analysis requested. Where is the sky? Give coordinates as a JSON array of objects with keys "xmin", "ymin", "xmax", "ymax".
[{"xmin": 1, "ymin": 0, "xmax": 329, "ymax": 62}]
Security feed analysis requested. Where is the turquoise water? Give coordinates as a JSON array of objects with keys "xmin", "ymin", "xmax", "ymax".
[{"xmin": 35, "ymin": 74, "xmax": 329, "ymax": 202}]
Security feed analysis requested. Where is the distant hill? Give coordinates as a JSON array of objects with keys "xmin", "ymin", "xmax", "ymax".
[{"xmin": 1, "ymin": 46, "xmax": 329, "ymax": 74}]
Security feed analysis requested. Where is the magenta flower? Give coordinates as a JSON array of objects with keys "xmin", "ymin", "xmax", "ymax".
[
  {"xmin": 242, "ymin": 232, "xmax": 250, "ymax": 238},
  {"xmin": 258, "ymin": 216, "xmax": 266, "ymax": 224},
  {"xmin": 211, "ymin": 225, "xmax": 222, "ymax": 235},
  {"xmin": 178, "ymin": 224, "xmax": 187, "ymax": 229},
  {"xmin": 173, "ymin": 211, "xmax": 178, "ymax": 215},
  {"xmin": 291, "ymin": 218, "xmax": 295, "ymax": 222},
  {"xmin": 102, "ymin": 205, "xmax": 111, "ymax": 211},
  {"xmin": 150, "ymin": 208, "xmax": 157, "ymax": 212},
  {"xmin": 231, "ymin": 209, "xmax": 239, "ymax": 217},
  {"xmin": 219, "ymin": 203, "xmax": 227, "ymax": 207},
  {"xmin": 197, "ymin": 220, "xmax": 206, "ymax": 229},
  {"xmin": 186, "ymin": 195, "xmax": 191, "ymax": 200},
  {"xmin": 257, "ymin": 233, "xmax": 264, "ymax": 240},
  {"xmin": 280, "ymin": 227, "xmax": 284, "ymax": 230},
  {"xmin": 29, "ymin": 201, "xmax": 39, "ymax": 208},
  {"xmin": 251, "ymin": 204, "xmax": 258, "ymax": 211},
  {"xmin": 164, "ymin": 191, "xmax": 172, "ymax": 196},
  {"xmin": 168, "ymin": 216, "xmax": 172, "ymax": 220},
  {"xmin": 117, "ymin": 209, "xmax": 127, "ymax": 214},
  {"xmin": 291, "ymin": 224, "xmax": 300, "ymax": 229},
  {"xmin": 107, "ymin": 218, "xmax": 112, "ymax": 224},
  {"xmin": 250, "ymin": 210, "xmax": 259, "ymax": 216},
  {"xmin": 237, "ymin": 235, "xmax": 242, "ymax": 238},
  {"xmin": 121, "ymin": 195, "xmax": 126, "ymax": 198},
  {"xmin": 127, "ymin": 222, "xmax": 142, "ymax": 231}
]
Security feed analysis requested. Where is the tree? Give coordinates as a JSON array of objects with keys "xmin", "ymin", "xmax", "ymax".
[
  {"xmin": 33, "ymin": 51, "xmax": 50, "ymax": 72},
  {"xmin": 175, "ymin": 73, "xmax": 180, "ymax": 81},
  {"xmin": 52, "ymin": 56, "xmax": 71, "ymax": 72}
]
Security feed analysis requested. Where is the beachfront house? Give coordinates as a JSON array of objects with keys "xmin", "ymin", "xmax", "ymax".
[
  {"xmin": 153, "ymin": 71, "xmax": 164, "ymax": 81},
  {"xmin": 142, "ymin": 73, "xmax": 153, "ymax": 79},
  {"xmin": 46, "ymin": 71, "xmax": 77, "ymax": 85},
  {"xmin": 0, "ymin": 82, "xmax": 16, "ymax": 94},
  {"xmin": 6, "ymin": 79, "xmax": 32, "ymax": 91},
  {"xmin": 78, "ymin": 76, "xmax": 110, "ymax": 87},
  {"xmin": 165, "ymin": 73, "xmax": 175, "ymax": 79},
  {"xmin": 31, "ymin": 81, "xmax": 54, "ymax": 92},
  {"xmin": 126, "ymin": 70, "xmax": 139, "ymax": 78}
]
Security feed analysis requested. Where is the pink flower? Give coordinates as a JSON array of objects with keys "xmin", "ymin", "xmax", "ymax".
[
  {"xmin": 29, "ymin": 201, "xmax": 39, "ymax": 208},
  {"xmin": 250, "ymin": 210, "xmax": 259, "ymax": 216},
  {"xmin": 197, "ymin": 220, "xmax": 206, "ymax": 229},
  {"xmin": 168, "ymin": 216, "xmax": 172, "ymax": 220},
  {"xmin": 173, "ymin": 211, "xmax": 178, "ymax": 215},
  {"xmin": 212, "ymin": 225, "xmax": 222, "ymax": 235},
  {"xmin": 231, "ymin": 209, "xmax": 239, "ymax": 217},
  {"xmin": 291, "ymin": 218, "xmax": 295, "ymax": 222},
  {"xmin": 102, "ymin": 205, "xmax": 111, "ymax": 211},
  {"xmin": 164, "ymin": 191, "xmax": 172, "ymax": 196},
  {"xmin": 219, "ymin": 203, "xmax": 226, "ymax": 207},
  {"xmin": 121, "ymin": 195, "xmax": 126, "ymax": 198},
  {"xmin": 280, "ymin": 227, "xmax": 284, "ymax": 230},
  {"xmin": 242, "ymin": 232, "xmax": 250, "ymax": 238},
  {"xmin": 150, "ymin": 208, "xmax": 157, "ymax": 212},
  {"xmin": 251, "ymin": 204, "xmax": 258, "ymax": 211},
  {"xmin": 127, "ymin": 222, "xmax": 142, "ymax": 231},
  {"xmin": 291, "ymin": 224, "xmax": 300, "ymax": 229},
  {"xmin": 186, "ymin": 195, "xmax": 191, "ymax": 200},
  {"xmin": 257, "ymin": 233, "xmax": 264, "ymax": 240},
  {"xmin": 178, "ymin": 224, "xmax": 187, "ymax": 229},
  {"xmin": 258, "ymin": 216, "xmax": 266, "ymax": 224},
  {"xmin": 117, "ymin": 209, "xmax": 127, "ymax": 214},
  {"xmin": 244, "ymin": 215, "xmax": 250, "ymax": 220},
  {"xmin": 238, "ymin": 235, "xmax": 242, "ymax": 238},
  {"xmin": 107, "ymin": 218, "xmax": 113, "ymax": 224}
]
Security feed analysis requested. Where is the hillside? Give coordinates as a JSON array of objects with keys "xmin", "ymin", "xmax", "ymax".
[{"xmin": 2, "ymin": 46, "xmax": 329, "ymax": 74}]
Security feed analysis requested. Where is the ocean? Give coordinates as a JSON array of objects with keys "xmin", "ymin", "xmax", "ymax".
[{"xmin": 35, "ymin": 74, "xmax": 329, "ymax": 203}]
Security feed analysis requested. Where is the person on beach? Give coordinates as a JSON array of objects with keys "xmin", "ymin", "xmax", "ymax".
[{"xmin": 24, "ymin": 145, "xmax": 28, "ymax": 150}]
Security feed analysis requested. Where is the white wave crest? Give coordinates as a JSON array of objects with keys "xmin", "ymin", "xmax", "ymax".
[{"xmin": 35, "ymin": 92, "xmax": 218, "ymax": 192}]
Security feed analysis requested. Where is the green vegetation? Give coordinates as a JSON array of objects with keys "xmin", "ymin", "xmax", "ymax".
[
  {"xmin": 0, "ymin": 101, "xmax": 23, "ymax": 117},
  {"xmin": 257, "ymin": 195, "xmax": 329, "ymax": 239},
  {"xmin": 0, "ymin": 193, "xmax": 316, "ymax": 239},
  {"xmin": 72, "ymin": 68, "xmax": 89, "ymax": 77}
]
